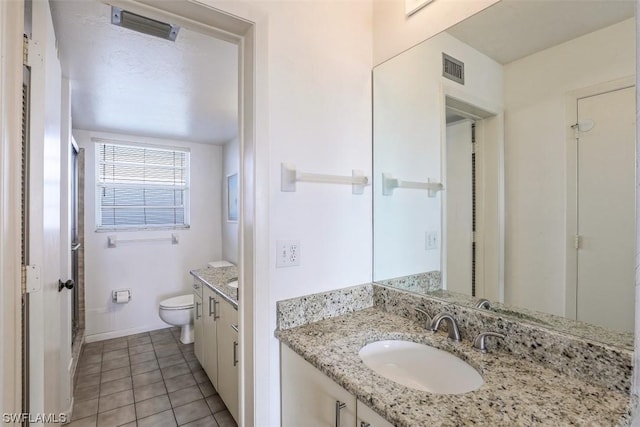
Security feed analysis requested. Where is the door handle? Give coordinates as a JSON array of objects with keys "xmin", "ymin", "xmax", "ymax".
[
  {"xmin": 71, "ymin": 242, "xmax": 81, "ymax": 251},
  {"xmin": 58, "ymin": 279, "xmax": 74, "ymax": 292}
]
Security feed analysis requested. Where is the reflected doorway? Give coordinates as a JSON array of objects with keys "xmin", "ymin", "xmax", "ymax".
[{"xmin": 443, "ymin": 97, "xmax": 497, "ymax": 299}]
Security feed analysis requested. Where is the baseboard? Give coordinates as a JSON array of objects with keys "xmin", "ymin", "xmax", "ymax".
[{"xmin": 84, "ymin": 323, "xmax": 171, "ymax": 343}]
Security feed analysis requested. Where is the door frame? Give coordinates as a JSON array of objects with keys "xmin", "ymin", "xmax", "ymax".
[
  {"xmin": 439, "ymin": 83, "xmax": 505, "ymax": 302},
  {"xmin": 564, "ymin": 76, "xmax": 635, "ymax": 319},
  {"xmin": 1, "ymin": 0, "xmax": 267, "ymax": 424},
  {"xmin": 0, "ymin": 0, "xmax": 26, "ymax": 417},
  {"xmin": 101, "ymin": 0, "xmax": 266, "ymax": 424}
]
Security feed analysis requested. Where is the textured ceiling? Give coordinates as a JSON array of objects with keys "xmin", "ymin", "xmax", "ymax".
[
  {"xmin": 50, "ymin": 0, "xmax": 238, "ymax": 145},
  {"xmin": 447, "ymin": 0, "xmax": 635, "ymax": 65}
]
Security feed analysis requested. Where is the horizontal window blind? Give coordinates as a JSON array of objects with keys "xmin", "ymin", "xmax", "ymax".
[{"xmin": 97, "ymin": 141, "xmax": 189, "ymax": 229}]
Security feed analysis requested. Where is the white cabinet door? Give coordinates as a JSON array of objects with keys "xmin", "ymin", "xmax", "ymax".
[
  {"xmin": 357, "ymin": 400, "xmax": 394, "ymax": 427},
  {"xmin": 217, "ymin": 300, "xmax": 239, "ymax": 422},
  {"xmin": 202, "ymin": 286, "xmax": 219, "ymax": 388},
  {"xmin": 281, "ymin": 344, "xmax": 356, "ymax": 427},
  {"xmin": 193, "ymin": 285, "xmax": 204, "ymax": 365}
]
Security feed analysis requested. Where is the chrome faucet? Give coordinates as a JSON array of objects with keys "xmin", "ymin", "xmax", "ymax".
[
  {"xmin": 473, "ymin": 331, "xmax": 506, "ymax": 353},
  {"xmin": 414, "ymin": 307, "xmax": 432, "ymax": 329},
  {"xmin": 475, "ymin": 298, "xmax": 491, "ymax": 309},
  {"xmin": 429, "ymin": 313, "xmax": 461, "ymax": 341}
]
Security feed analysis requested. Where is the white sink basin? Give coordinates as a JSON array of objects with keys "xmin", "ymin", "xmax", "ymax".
[
  {"xmin": 358, "ymin": 340, "xmax": 483, "ymax": 394},
  {"xmin": 227, "ymin": 280, "xmax": 238, "ymax": 289}
]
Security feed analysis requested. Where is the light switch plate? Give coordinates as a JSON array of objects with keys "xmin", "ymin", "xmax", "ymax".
[{"xmin": 425, "ymin": 231, "xmax": 438, "ymax": 250}]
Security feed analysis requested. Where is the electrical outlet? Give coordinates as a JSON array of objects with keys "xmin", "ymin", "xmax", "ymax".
[
  {"xmin": 276, "ymin": 240, "xmax": 301, "ymax": 268},
  {"xmin": 425, "ymin": 231, "xmax": 438, "ymax": 250}
]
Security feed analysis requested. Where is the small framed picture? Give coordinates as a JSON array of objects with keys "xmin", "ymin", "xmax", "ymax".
[{"xmin": 227, "ymin": 173, "xmax": 238, "ymax": 222}]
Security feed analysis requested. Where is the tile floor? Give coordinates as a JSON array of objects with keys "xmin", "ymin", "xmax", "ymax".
[{"xmin": 67, "ymin": 327, "xmax": 237, "ymax": 427}]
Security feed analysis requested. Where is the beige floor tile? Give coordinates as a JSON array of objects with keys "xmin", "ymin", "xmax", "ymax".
[
  {"xmin": 134, "ymin": 380, "xmax": 167, "ymax": 402},
  {"xmin": 131, "ymin": 359, "xmax": 160, "ymax": 375},
  {"xmin": 198, "ymin": 380, "xmax": 215, "ymax": 398},
  {"xmin": 181, "ymin": 415, "xmax": 219, "ymax": 427},
  {"xmin": 98, "ymin": 389, "xmax": 134, "ymax": 413},
  {"xmin": 137, "ymin": 409, "xmax": 177, "ymax": 427},
  {"xmin": 74, "ymin": 384, "xmax": 100, "ymax": 402},
  {"xmin": 71, "ymin": 398, "xmax": 98, "ymax": 421},
  {"xmin": 65, "ymin": 415, "xmax": 97, "ymax": 427},
  {"xmin": 168, "ymin": 384, "xmax": 203, "ymax": 408},
  {"xmin": 135, "ymin": 394, "xmax": 172, "ymax": 419},
  {"xmin": 205, "ymin": 395, "xmax": 226, "ymax": 414},
  {"xmin": 161, "ymin": 362, "xmax": 191, "ymax": 380},
  {"xmin": 157, "ymin": 353, "xmax": 185, "ymax": 369},
  {"xmin": 173, "ymin": 399, "xmax": 212, "ymax": 425},
  {"xmin": 130, "ymin": 351, "xmax": 157, "ymax": 366},
  {"xmin": 96, "ymin": 403, "xmax": 135, "ymax": 427},
  {"xmin": 129, "ymin": 343, "xmax": 154, "ymax": 355},
  {"xmin": 99, "ymin": 376, "xmax": 132, "ymax": 397},
  {"xmin": 101, "ymin": 356, "xmax": 130, "ymax": 372},
  {"xmin": 165, "ymin": 373, "xmax": 196, "ymax": 393},
  {"xmin": 133, "ymin": 369, "xmax": 163, "ymax": 388},
  {"xmin": 102, "ymin": 348, "xmax": 128, "ymax": 361},
  {"xmin": 213, "ymin": 410, "xmax": 237, "ymax": 427},
  {"xmin": 100, "ymin": 366, "xmax": 131, "ymax": 383}
]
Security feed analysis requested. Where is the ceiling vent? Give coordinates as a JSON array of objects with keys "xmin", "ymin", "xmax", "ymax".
[
  {"xmin": 111, "ymin": 7, "xmax": 180, "ymax": 42},
  {"xmin": 442, "ymin": 53, "xmax": 464, "ymax": 85}
]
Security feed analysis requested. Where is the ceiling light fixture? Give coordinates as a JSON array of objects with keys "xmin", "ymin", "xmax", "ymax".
[{"xmin": 111, "ymin": 7, "xmax": 180, "ymax": 42}]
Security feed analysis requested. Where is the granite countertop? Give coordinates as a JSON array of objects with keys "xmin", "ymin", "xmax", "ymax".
[
  {"xmin": 276, "ymin": 307, "xmax": 632, "ymax": 426},
  {"xmin": 190, "ymin": 266, "xmax": 238, "ymax": 308}
]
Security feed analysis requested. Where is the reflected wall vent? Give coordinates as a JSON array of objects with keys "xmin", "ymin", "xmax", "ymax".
[
  {"xmin": 442, "ymin": 53, "xmax": 464, "ymax": 85},
  {"xmin": 111, "ymin": 7, "xmax": 180, "ymax": 42}
]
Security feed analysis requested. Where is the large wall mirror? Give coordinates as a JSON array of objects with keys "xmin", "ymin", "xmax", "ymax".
[{"xmin": 373, "ymin": 0, "xmax": 635, "ymax": 348}]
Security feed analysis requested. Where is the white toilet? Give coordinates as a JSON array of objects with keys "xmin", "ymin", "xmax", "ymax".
[{"xmin": 159, "ymin": 294, "xmax": 194, "ymax": 344}]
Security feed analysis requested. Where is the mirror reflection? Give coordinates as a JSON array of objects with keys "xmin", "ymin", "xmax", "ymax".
[{"xmin": 373, "ymin": 0, "xmax": 635, "ymax": 342}]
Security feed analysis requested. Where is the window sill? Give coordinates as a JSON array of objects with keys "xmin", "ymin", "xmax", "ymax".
[{"xmin": 95, "ymin": 225, "xmax": 190, "ymax": 233}]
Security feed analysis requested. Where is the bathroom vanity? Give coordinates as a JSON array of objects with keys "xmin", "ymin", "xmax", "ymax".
[
  {"xmin": 191, "ymin": 266, "xmax": 239, "ymax": 422},
  {"xmin": 276, "ymin": 284, "xmax": 633, "ymax": 426}
]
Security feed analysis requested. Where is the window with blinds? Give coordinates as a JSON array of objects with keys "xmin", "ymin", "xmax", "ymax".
[{"xmin": 96, "ymin": 140, "xmax": 190, "ymax": 230}]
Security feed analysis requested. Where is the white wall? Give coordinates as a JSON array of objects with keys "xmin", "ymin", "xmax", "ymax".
[
  {"xmin": 373, "ymin": 31, "xmax": 503, "ymax": 281},
  {"xmin": 75, "ymin": 129, "xmax": 223, "ymax": 341},
  {"xmin": 222, "ymin": 137, "xmax": 239, "ymax": 265},
  {"xmin": 263, "ymin": 3, "xmax": 373, "ymax": 424},
  {"xmin": 372, "ymin": 0, "xmax": 498, "ymax": 65},
  {"xmin": 503, "ymin": 18, "xmax": 635, "ymax": 316},
  {"xmin": 141, "ymin": 0, "xmax": 505, "ymax": 424}
]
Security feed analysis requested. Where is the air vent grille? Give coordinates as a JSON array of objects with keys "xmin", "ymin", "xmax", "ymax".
[
  {"xmin": 111, "ymin": 7, "xmax": 179, "ymax": 42},
  {"xmin": 443, "ymin": 53, "xmax": 464, "ymax": 85}
]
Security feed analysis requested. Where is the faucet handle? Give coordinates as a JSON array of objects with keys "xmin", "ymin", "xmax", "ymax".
[
  {"xmin": 414, "ymin": 307, "xmax": 431, "ymax": 329},
  {"xmin": 473, "ymin": 331, "xmax": 506, "ymax": 353},
  {"xmin": 475, "ymin": 298, "xmax": 491, "ymax": 309},
  {"xmin": 430, "ymin": 313, "xmax": 461, "ymax": 342}
]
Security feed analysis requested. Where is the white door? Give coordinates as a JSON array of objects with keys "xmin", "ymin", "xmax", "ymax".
[
  {"xmin": 27, "ymin": 0, "xmax": 72, "ymax": 421},
  {"xmin": 576, "ymin": 86, "xmax": 635, "ymax": 332},
  {"xmin": 445, "ymin": 119, "xmax": 473, "ymax": 295}
]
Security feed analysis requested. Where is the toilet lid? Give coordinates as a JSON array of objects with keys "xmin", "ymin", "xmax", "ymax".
[{"xmin": 160, "ymin": 294, "xmax": 194, "ymax": 310}]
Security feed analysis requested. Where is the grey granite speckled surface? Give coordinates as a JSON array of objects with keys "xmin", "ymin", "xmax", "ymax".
[
  {"xmin": 374, "ymin": 285, "xmax": 633, "ymax": 393},
  {"xmin": 190, "ymin": 266, "xmax": 238, "ymax": 308},
  {"xmin": 376, "ymin": 285, "xmax": 634, "ymax": 351},
  {"xmin": 376, "ymin": 271, "xmax": 442, "ymax": 294},
  {"xmin": 277, "ymin": 284, "xmax": 374, "ymax": 330},
  {"xmin": 277, "ymin": 307, "xmax": 632, "ymax": 427}
]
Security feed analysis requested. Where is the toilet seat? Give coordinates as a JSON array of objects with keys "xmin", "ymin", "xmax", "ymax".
[{"xmin": 160, "ymin": 294, "xmax": 194, "ymax": 310}]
